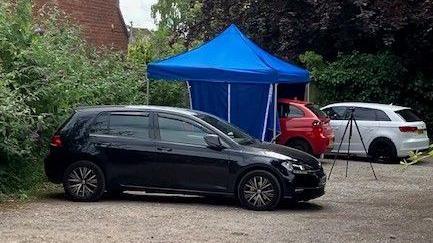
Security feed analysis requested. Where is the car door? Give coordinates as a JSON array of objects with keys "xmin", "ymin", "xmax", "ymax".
[
  {"xmin": 322, "ymin": 106, "xmax": 348, "ymax": 153},
  {"xmin": 350, "ymin": 107, "xmax": 379, "ymax": 154},
  {"xmin": 88, "ymin": 111, "xmax": 156, "ymax": 187},
  {"xmin": 152, "ymin": 113, "xmax": 232, "ymax": 193}
]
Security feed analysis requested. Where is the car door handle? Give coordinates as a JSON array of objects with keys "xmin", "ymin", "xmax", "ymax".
[
  {"xmin": 157, "ymin": 146, "xmax": 172, "ymax": 152},
  {"xmin": 95, "ymin": 142, "xmax": 111, "ymax": 148}
]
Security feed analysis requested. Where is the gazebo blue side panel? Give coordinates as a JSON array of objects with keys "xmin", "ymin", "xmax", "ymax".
[
  {"xmin": 231, "ymin": 83, "xmax": 274, "ymax": 139},
  {"xmin": 189, "ymin": 81, "xmax": 228, "ymax": 121},
  {"xmin": 190, "ymin": 81, "xmax": 277, "ymax": 140}
]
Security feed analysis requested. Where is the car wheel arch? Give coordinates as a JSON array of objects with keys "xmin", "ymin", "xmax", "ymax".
[
  {"xmin": 234, "ymin": 165, "xmax": 285, "ymax": 197},
  {"xmin": 368, "ymin": 137, "xmax": 397, "ymax": 159},
  {"xmin": 285, "ymin": 137, "xmax": 312, "ymax": 152},
  {"xmin": 63, "ymin": 154, "xmax": 107, "ymax": 179}
]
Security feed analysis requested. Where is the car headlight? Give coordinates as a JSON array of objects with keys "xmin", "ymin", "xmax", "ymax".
[
  {"xmin": 293, "ymin": 164, "xmax": 305, "ymax": 170},
  {"xmin": 281, "ymin": 161, "xmax": 293, "ymax": 172},
  {"xmin": 281, "ymin": 156, "xmax": 298, "ymax": 172}
]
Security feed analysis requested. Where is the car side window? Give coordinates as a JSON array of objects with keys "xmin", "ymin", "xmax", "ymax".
[
  {"xmin": 278, "ymin": 103, "xmax": 290, "ymax": 118},
  {"xmin": 278, "ymin": 104, "xmax": 304, "ymax": 118},
  {"xmin": 109, "ymin": 113, "xmax": 150, "ymax": 139},
  {"xmin": 90, "ymin": 113, "xmax": 109, "ymax": 134},
  {"xmin": 158, "ymin": 115, "xmax": 208, "ymax": 146},
  {"xmin": 353, "ymin": 108, "xmax": 376, "ymax": 121},
  {"xmin": 288, "ymin": 105, "xmax": 304, "ymax": 118},
  {"xmin": 375, "ymin": 110, "xmax": 391, "ymax": 121},
  {"xmin": 324, "ymin": 107, "xmax": 347, "ymax": 120}
]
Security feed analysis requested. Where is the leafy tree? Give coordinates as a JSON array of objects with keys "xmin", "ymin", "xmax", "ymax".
[{"xmin": 151, "ymin": 0, "xmax": 203, "ymax": 48}]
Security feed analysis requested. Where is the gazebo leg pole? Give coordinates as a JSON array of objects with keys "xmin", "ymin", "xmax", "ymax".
[
  {"xmin": 262, "ymin": 84, "xmax": 273, "ymax": 141},
  {"xmin": 227, "ymin": 83, "xmax": 231, "ymax": 123},
  {"xmin": 186, "ymin": 81, "xmax": 192, "ymax": 109},
  {"xmin": 273, "ymin": 83, "xmax": 278, "ymax": 142},
  {"xmin": 145, "ymin": 73, "xmax": 150, "ymax": 105}
]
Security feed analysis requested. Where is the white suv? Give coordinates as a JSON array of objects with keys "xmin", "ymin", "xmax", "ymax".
[{"xmin": 321, "ymin": 102, "xmax": 430, "ymax": 162}]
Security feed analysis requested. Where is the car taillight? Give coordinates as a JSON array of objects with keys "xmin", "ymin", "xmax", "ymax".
[
  {"xmin": 312, "ymin": 120, "xmax": 322, "ymax": 127},
  {"xmin": 399, "ymin": 126, "xmax": 418, "ymax": 133},
  {"xmin": 50, "ymin": 135, "xmax": 63, "ymax": 147}
]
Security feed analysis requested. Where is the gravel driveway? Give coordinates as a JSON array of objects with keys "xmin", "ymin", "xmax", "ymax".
[{"xmin": 1, "ymin": 159, "xmax": 433, "ymax": 242}]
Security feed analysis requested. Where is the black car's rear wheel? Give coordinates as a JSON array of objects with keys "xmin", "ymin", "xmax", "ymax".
[
  {"xmin": 63, "ymin": 161, "xmax": 105, "ymax": 202},
  {"xmin": 237, "ymin": 170, "xmax": 281, "ymax": 211}
]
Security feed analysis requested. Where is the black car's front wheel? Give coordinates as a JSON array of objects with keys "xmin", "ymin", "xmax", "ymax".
[
  {"xmin": 63, "ymin": 160, "xmax": 105, "ymax": 202},
  {"xmin": 237, "ymin": 170, "xmax": 281, "ymax": 211}
]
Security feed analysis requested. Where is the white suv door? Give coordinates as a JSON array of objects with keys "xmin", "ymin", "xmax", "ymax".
[
  {"xmin": 322, "ymin": 106, "xmax": 349, "ymax": 153},
  {"xmin": 324, "ymin": 106, "xmax": 380, "ymax": 156},
  {"xmin": 349, "ymin": 107, "xmax": 380, "ymax": 154}
]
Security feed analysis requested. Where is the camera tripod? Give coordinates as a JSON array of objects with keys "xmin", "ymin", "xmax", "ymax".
[{"xmin": 328, "ymin": 108, "xmax": 378, "ymax": 180}]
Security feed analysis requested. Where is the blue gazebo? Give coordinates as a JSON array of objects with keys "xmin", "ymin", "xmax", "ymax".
[{"xmin": 147, "ymin": 24, "xmax": 310, "ymax": 141}]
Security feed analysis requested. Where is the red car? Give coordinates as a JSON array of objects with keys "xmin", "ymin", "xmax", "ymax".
[{"xmin": 276, "ymin": 99, "xmax": 334, "ymax": 157}]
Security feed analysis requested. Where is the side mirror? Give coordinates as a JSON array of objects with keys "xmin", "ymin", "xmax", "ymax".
[{"xmin": 204, "ymin": 134, "xmax": 223, "ymax": 149}]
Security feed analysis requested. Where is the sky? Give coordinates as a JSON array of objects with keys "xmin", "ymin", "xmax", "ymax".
[{"xmin": 119, "ymin": 0, "xmax": 158, "ymax": 30}]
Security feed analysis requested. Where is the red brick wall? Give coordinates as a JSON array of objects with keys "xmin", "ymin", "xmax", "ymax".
[{"xmin": 34, "ymin": 0, "xmax": 128, "ymax": 51}]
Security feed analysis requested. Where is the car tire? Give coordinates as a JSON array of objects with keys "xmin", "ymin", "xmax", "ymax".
[
  {"xmin": 237, "ymin": 170, "xmax": 282, "ymax": 211},
  {"xmin": 368, "ymin": 138, "xmax": 397, "ymax": 164},
  {"xmin": 63, "ymin": 160, "xmax": 105, "ymax": 202},
  {"xmin": 287, "ymin": 139, "xmax": 312, "ymax": 154}
]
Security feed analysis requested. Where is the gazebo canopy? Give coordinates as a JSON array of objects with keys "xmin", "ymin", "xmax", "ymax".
[{"xmin": 147, "ymin": 24, "xmax": 309, "ymax": 84}]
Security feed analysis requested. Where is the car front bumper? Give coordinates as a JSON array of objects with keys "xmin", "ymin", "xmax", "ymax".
[
  {"xmin": 283, "ymin": 168, "xmax": 326, "ymax": 201},
  {"xmin": 294, "ymin": 185, "xmax": 325, "ymax": 201}
]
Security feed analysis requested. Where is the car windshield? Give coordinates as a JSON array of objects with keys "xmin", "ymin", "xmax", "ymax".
[
  {"xmin": 195, "ymin": 113, "xmax": 256, "ymax": 145},
  {"xmin": 306, "ymin": 104, "xmax": 327, "ymax": 118},
  {"xmin": 395, "ymin": 109, "xmax": 422, "ymax": 122}
]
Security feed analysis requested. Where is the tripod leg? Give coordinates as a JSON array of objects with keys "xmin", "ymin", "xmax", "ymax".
[
  {"xmin": 328, "ymin": 119, "xmax": 351, "ymax": 180},
  {"xmin": 346, "ymin": 120, "xmax": 353, "ymax": 178},
  {"xmin": 353, "ymin": 118, "xmax": 378, "ymax": 180}
]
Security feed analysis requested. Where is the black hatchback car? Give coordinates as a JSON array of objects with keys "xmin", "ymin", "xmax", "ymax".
[{"xmin": 45, "ymin": 105, "xmax": 326, "ymax": 210}]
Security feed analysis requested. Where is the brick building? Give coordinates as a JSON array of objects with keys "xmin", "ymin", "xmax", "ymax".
[{"xmin": 34, "ymin": 0, "xmax": 129, "ymax": 51}]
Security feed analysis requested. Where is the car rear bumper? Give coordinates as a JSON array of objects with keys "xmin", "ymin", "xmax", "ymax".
[
  {"xmin": 398, "ymin": 137, "xmax": 430, "ymax": 157},
  {"xmin": 44, "ymin": 152, "xmax": 64, "ymax": 184},
  {"xmin": 312, "ymin": 135, "xmax": 334, "ymax": 156}
]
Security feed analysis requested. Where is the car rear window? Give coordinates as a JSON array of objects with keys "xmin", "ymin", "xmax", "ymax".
[
  {"xmin": 306, "ymin": 104, "xmax": 327, "ymax": 118},
  {"xmin": 395, "ymin": 109, "xmax": 422, "ymax": 122}
]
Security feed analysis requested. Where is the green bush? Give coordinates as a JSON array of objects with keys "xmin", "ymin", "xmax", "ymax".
[
  {"xmin": 0, "ymin": 0, "xmax": 148, "ymax": 197},
  {"xmin": 300, "ymin": 51, "xmax": 433, "ymax": 137}
]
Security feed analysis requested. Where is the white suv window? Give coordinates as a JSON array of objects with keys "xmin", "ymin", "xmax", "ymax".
[{"xmin": 323, "ymin": 106, "xmax": 347, "ymax": 120}]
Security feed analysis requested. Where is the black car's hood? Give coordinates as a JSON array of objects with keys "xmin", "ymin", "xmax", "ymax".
[{"xmin": 245, "ymin": 142, "xmax": 321, "ymax": 169}]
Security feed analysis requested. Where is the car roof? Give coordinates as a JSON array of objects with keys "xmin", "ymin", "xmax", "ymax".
[
  {"xmin": 75, "ymin": 105, "xmax": 200, "ymax": 116},
  {"xmin": 278, "ymin": 98, "xmax": 310, "ymax": 105},
  {"xmin": 322, "ymin": 102, "xmax": 410, "ymax": 111}
]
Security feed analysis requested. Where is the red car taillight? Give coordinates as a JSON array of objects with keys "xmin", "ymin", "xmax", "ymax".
[
  {"xmin": 50, "ymin": 135, "xmax": 63, "ymax": 147},
  {"xmin": 312, "ymin": 120, "xmax": 322, "ymax": 127},
  {"xmin": 312, "ymin": 120, "xmax": 324, "ymax": 133},
  {"xmin": 399, "ymin": 126, "xmax": 418, "ymax": 133}
]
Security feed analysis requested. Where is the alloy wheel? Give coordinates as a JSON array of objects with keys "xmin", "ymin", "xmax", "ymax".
[
  {"xmin": 67, "ymin": 167, "xmax": 98, "ymax": 198},
  {"xmin": 243, "ymin": 176, "xmax": 275, "ymax": 207}
]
